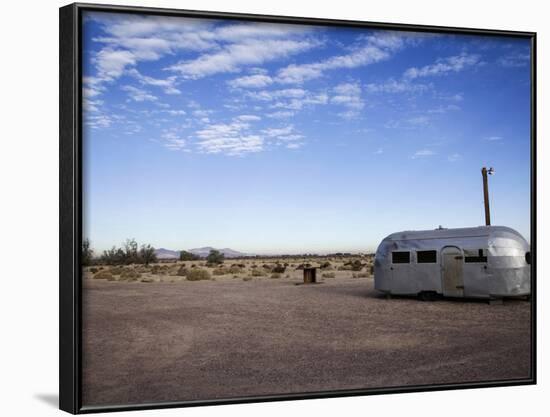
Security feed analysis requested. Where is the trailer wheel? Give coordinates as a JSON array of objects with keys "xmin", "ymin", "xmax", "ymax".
[{"xmin": 418, "ymin": 291, "xmax": 437, "ymax": 301}]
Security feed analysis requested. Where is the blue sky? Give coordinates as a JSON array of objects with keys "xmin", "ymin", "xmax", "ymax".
[{"xmin": 82, "ymin": 11, "xmax": 532, "ymax": 255}]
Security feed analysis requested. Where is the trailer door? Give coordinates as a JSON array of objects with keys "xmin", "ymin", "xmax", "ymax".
[{"xmin": 441, "ymin": 246, "xmax": 464, "ymax": 297}]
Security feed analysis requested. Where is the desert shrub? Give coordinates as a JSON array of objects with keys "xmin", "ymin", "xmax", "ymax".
[
  {"xmin": 343, "ymin": 260, "xmax": 364, "ymax": 271},
  {"xmin": 284, "ymin": 263, "xmax": 289, "ymax": 267},
  {"xmin": 90, "ymin": 267, "xmax": 99, "ymax": 274},
  {"xmin": 120, "ymin": 269, "xmax": 141, "ymax": 281},
  {"xmin": 320, "ymin": 261, "xmax": 332, "ymax": 269},
  {"xmin": 228, "ymin": 266, "xmax": 243, "ymax": 274},
  {"xmin": 295, "ymin": 263, "xmax": 311, "ymax": 270},
  {"xmin": 262, "ymin": 264, "xmax": 272, "ymax": 270},
  {"xmin": 187, "ymin": 268, "xmax": 211, "ymax": 281},
  {"xmin": 140, "ymin": 277, "xmax": 154, "ymax": 283},
  {"xmin": 213, "ymin": 267, "xmax": 230, "ymax": 276},
  {"xmin": 180, "ymin": 250, "xmax": 200, "ymax": 261},
  {"xmin": 206, "ymin": 249, "xmax": 224, "ymax": 265},
  {"xmin": 250, "ymin": 269, "xmax": 264, "ymax": 277},
  {"xmin": 322, "ymin": 272, "xmax": 336, "ymax": 278},
  {"xmin": 82, "ymin": 238, "xmax": 94, "ymax": 266},
  {"xmin": 272, "ymin": 264, "xmax": 286, "ymax": 273},
  {"xmin": 139, "ymin": 244, "xmax": 157, "ymax": 266},
  {"xmin": 270, "ymin": 273, "xmax": 281, "ymax": 279},
  {"xmin": 243, "ymin": 276, "xmax": 253, "ymax": 282},
  {"xmin": 109, "ymin": 266, "xmax": 124, "ymax": 275},
  {"xmin": 93, "ymin": 270, "xmax": 113, "ymax": 280},
  {"xmin": 176, "ymin": 266, "xmax": 188, "ymax": 276},
  {"xmin": 191, "ymin": 264, "xmax": 197, "ymax": 268},
  {"xmin": 353, "ymin": 272, "xmax": 369, "ymax": 278},
  {"xmin": 250, "ymin": 264, "xmax": 257, "ymax": 269}
]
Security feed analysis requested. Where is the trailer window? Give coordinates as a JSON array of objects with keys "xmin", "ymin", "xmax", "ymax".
[
  {"xmin": 464, "ymin": 249, "xmax": 487, "ymax": 263},
  {"xmin": 525, "ymin": 251, "xmax": 531, "ymax": 265},
  {"xmin": 417, "ymin": 250, "xmax": 437, "ymax": 263},
  {"xmin": 392, "ymin": 251, "xmax": 410, "ymax": 264}
]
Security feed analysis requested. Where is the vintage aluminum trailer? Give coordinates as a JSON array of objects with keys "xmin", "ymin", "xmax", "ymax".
[{"xmin": 374, "ymin": 226, "xmax": 531, "ymax": 300}]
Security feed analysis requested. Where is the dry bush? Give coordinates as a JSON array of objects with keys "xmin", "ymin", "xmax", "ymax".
[
  {"xmin": 272, "ymin": 264, "xmax": 286, "ymax": 273},
  {"xmin": 250, "ymin": 269, "xmax": 264, "ymax": 277},
  {"xmin": 213, "ymin": 267, "xmax": 230, "ymax": 275},
  {"xmin": 109, "ymin": 266, "xmax": 124, "ymax": 275},
  {"xmin": 176, "ymin": 266, "xmax": 188, "ymax": 276},
  {"xmin": 93, "ymin": 270, "xmax": 113, "ymax": 280},
  {"xmin": 322, "ymin": 272, "xmax": 336, "ymax": 278},
  {"xmin": 242, "ymin": 276, "xmax": 253, "ymax": 282},
  {"xmin": 320, "ymin": 261, "xmax": 332, "ymax": 269},
  {"xmin": 120, "ymin": 269, "xmax": 141, "ymax": 281},
  {"xmin": 228, "ymin": 266, "xmax": 243, "ymax": 274},
  {"xmin": 90, "ymin": 267, "xmax": 99, "ymax": 274},
  {"xmin": 270, "ymin": 273, "xmax": 281, "ymax": 279},
  {"xmin": 352, "ymin": 272, "xmax": 370, "ymax": 278},
  {"xmin": 187, "ymin": 268, "xmax": 211, "ymax": 281},
  {"xmin": 140, "ymin": 277, "xmax": 154, "ymax": 283}
]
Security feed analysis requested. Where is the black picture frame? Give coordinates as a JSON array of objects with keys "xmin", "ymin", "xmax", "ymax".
[{"xmin": 59, "ymin": 3, "xmax": 537, "ymax": 414}]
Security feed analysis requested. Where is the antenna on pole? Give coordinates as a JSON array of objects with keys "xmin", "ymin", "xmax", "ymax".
[{"xmin": 481, "ymin": 167, "xmax": 494, "ymax": 226}]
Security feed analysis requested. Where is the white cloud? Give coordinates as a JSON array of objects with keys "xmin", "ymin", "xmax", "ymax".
[
  {"xmin": 411, "ymin": 149, "xmax": 436, "ymax": 159},
  {"xmin": 85, "ymin": 114, "xmax": 112, "ymax": 129},
  {"xmin": 485, "ymin": 136, "xmax": 503, "ymax": 141},
  {"xmin": 235, "ymin": 115, "xmax": 261, "ymax": 122},
  {"xmin": 262, "ymin": 125, "xmax": 295, "ymax": 138},
  {"xmin": 195, "ymin": 121, "xmax": 263, "ymax": 156},
  {"xmin": 374, "ymin": 147, "xmax": 383, "ymax": 155},
  {"xmin": 169, "ymin": 39, "xmax": 319, "ymax": 79},
  {"xmin": 121, "ymin": 85, "xmax": 158, "ymax": 102},
  {"xmin": 129, "ymin": 69, "xmax": 180, "ymax": 94},
  {"xmin": 228, "ymin": 74, "xmax": 274, "ymax": 89},
  {"xmin": 276, "ymin": 31, "xmax": 407, "ymax": 84},
  {"xmin": 161, "ymin": 130, "xmax": 187, "ymax": 151},
  {"xmin": 286, "ymin": 142, "xmax": 304, "ymax": 149},
  {"xmin": 365, "ymin": 78, "xmax": 429, "ymax": 94},
  {"xmin": 404, "ymin": 52, "xmax": 481, "ymax": 79},
  {"xmin": 448, "ymin": 153, "xmax": 461, "ymax": 162},
  {"xmin": 267, "ymin": 111, "xmax": 295, "ymax": 119},
  {"xmin": 94, "ymin": 48, "xmax": 136, "ymax": 80},
  {"xmin": 330, "ymin": 82, "xmax": 364, "ymax": 118},
  {"xmin": 407, "ymin": 116, "xmax": 430, "ymax": 126},
  {"xmin": 497, "ymin": 53, "xmax": 530, "ymax": 68}
]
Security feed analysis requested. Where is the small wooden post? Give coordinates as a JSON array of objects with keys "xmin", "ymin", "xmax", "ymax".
[
  {"xmin": 481, "ymin": 167, "xmax": 491, "ymax": 226},
  {"xmin": 303, "ymin": 267, "xmax": 317, "ymax": 284}
]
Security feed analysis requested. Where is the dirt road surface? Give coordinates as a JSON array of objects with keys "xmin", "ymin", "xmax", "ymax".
[{"xmin": 82, "ymin": 277, "xmax": 531, "ymax": 407}]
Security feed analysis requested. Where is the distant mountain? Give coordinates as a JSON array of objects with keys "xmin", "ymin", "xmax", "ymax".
[
  {"xmin": 188, "ymin": 247, "xmax": 250, "ymax": 258},
  {"xmin": 154, "ymin": 248, "xmax": 180, "ymax": 259},
  {"xmin": 155, "ymin": 247, "xmax": 250, "ymax": 260}
]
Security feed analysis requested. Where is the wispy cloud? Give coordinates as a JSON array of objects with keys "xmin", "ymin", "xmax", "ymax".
[
  {"xmin": 121, "ymin": 85, "xmax": 158, "ymax": 102},
  {"xmin": 497, "ymin": 53, "xmax": 530, "ymax": 68},
  {"xmin": 276, "ymin": 31, "xmax": 407, "ymax": 84},
  {"xmin": 228, "ymin": 74, "xmax": 274, "ymax": 89},
  {"xmin": 448, "ymin": 153, "xmax": 461, "ymax": 162},
  {"xmin": 411, "ymin": 149, "xmax": 436, "ymax": 159},
  {"xmin": 365, "ymin": 78, "xmax": 430, "ymax": 94},
  {"xmin": 195, "ymin": 121, "xmax": 263, "ymax": 156},
  {"xmin": 485, "ymin": 135, "xmax": 503, "ymax": 141},
  {"xmin": 169, "ymin": 39, "xmax": 319, "ymax": 79},
  {"xmin": 128, "ymin": 69, "xmax": 180, "ymax": 94},
  {"xmin": 404, "ymin": 52, "xmax": 481, "ymax": 79}
]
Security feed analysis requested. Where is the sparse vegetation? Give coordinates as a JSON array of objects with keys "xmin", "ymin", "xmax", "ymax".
[
  {"xmin": 270, "ymin": 273, "xmax": 281, "ymax": 279},
  {"xmin": 100, "ymin": 239, "xmax": 157, "ymax": 265},
  {"xmin": 206, "ymin": 249, "xmax": 224, "ymax": 265},
  {"xmin": 176, "ymin": 266, "xmax": 188, "ymax": 276},
  {"xmin": 322, "ymin": 272, "xmax": 336, "ymax": 278},
  {"xmin": 180, "ymin": 250, "xmax": 200, "ymax": 261},
  {"xmin": 186, "ymin": 268, "xmax": 211, "ymax": 281},
  {"xmin": 93, "ymin": 270, "xmax": 113, "ymax": 280},
  {"xmin": 120, "ymin": 269, "xmax": 141, "ymax": 281},
  {"xmin": 250, "ymin": 269, "xmax": 264, "ymax": 277},
  {"xmin": 272, "ymin": 264, "xmax": 286, "ymax": 273},
  {"xmin": 82, "ymin": 238, "xmax": 94, "ymax": 266},
  {"xmin": 139, "ymin": 244, "xmax": 157, "ymax": 266}
]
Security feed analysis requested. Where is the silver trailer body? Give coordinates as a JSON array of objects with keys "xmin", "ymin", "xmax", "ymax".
[{"xmin": 374, "ymin": 226, "xmax": 531, "ymax": 299}]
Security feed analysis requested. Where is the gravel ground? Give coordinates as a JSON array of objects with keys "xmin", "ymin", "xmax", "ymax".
[{"xmin": 82, "ymin": 277, "xmax": 531, "ymax": 407}]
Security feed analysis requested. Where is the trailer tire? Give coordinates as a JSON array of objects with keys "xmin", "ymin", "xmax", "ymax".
[{"xmin": 418, "ymin": 291, "xmax": 437, "ymax": 301}]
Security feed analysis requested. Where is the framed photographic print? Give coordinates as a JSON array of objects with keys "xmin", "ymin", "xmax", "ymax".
[{"xmin": 59, "ymin": 2, "xmax": 536, "ymax": 413}]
